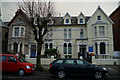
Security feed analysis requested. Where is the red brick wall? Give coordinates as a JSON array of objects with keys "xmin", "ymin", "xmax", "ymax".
[{"xmin": 110, "ymin": 6, "xmax": 120, "ymax": 51}]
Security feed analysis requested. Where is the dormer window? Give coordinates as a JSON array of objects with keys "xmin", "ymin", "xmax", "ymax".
[
  {"xmin": 66, "ymin": 19, "xmax": 69, "ymax": 23},
  {"xmin": 80, "ymin": 18, "xmax": 83, "ymax": 23},
  {"xmin": 97, "ymin": 16, "xmax": 101, "ymax": 20}
]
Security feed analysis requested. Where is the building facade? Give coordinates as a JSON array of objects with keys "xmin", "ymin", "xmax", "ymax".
[
  {"xmin": 110, "ymin": 5, "xmax": 120, "ymax": 57},
  {"xmin": 8, "ymin": 6, "xmax": 114, "ymax": 59}
]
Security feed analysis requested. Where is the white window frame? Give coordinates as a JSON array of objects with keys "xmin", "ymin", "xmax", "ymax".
[
  {"xmin": 63, "ymin": 43, "xmax": 72, "ymax": 55},
  {"xmin": 12, "ymin": 26, "xmax": 25, "ymax": 38}
]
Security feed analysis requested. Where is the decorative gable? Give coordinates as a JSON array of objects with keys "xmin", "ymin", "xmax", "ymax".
[
  {"xmin": 77, "ymin": 12, "xmax": 86, "ymax": 24},
  {"xmin": 87, "ymin": 5, "xmax": 114, "ymax": 24},
  {"xmin": 63, "ymin": 12, "xmax": 72, "ymax": 24}
]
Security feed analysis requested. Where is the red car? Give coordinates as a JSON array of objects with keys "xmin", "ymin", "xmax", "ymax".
[{"xmin": 0, "ymin": 54, "xmax": 35, "ymax": 76}]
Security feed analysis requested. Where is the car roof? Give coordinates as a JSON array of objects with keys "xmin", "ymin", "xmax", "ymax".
[
  {"xmin": 56, "ymin": 58, "xmax": 83, "ymax": 60},
  {"xmin": 0, "ymin": 54, "xmax": 20, "ymax": 57}
]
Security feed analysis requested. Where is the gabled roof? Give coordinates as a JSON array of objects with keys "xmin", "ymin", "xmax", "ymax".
[
  {"xmin": 8, "ymin": 9, "xmax": 31, "ymax": 26},
  {"xmin": 63, "ymin": 12, "xmax": 72, "ymax": 19},
  {"xmin": 77, "ymin": 12, "xmax": 86, "ymax": 19},
  {"xmin": 87, "ymin": 5, "xmax": 114, "ymax": 24}
]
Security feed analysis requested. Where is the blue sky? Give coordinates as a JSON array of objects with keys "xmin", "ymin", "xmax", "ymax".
[{"xmin": 1, "ymin": 1, "xmax": 119, "ymax": 22}]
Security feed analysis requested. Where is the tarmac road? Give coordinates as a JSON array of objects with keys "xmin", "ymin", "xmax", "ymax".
[
  {"xmin": 1, "ymin": 65, "xmax": 120, "ymax": 80},
  {"xmin": 1, "ymin": 71, "xmax": 120, "ymax": 80}
]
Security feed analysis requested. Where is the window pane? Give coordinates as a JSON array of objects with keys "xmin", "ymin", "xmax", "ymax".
[
  {"xmin": 14, "ymin": 27, "xmax": 19, "ymax": 37},
  {"xmin": 45, "ymin": 43, "xmax": 48, "ymax": 50},
  {"xmin": 66, "ymin": 19, "xmax": 69, "ymax": 23},
  {"xmin": 97, "ymin": 16, "xmax": 101, "ymax": 20},
  {"xmin": 14, "ymin": 43, "xmax": 18, "ymax": 53},
  {"xmin": 8, "ymin": 56, "xmax": 16, "ymax": 62},
  {"xmin": 68, "ymin": 29, "xmax": 71, "ymax": 38},
  {"xmin": 76, "ymin": 60, "xmax": 83, "ymax": 65},
  {"xmin": 65, "ymin": 60, "xmax": 75, "ymax": 64},
  {"xmin": 94, "ymin": 27, "xmax": 97, "ymax": 36},
  {"xmin": 80, "ymin": 29, "xmax": 83, "ymax": 38},
  {"xmin": 0, "ymin": 56, "xmax": 7, "ymax": 61},
  {"xmin": 100, "ymin": 43, "xmax": 105, "ymax": 54},
  {"xmin": 21, "ymin": 28, "xmax": 24, "ymax": 37},
  {"xmin": 68, "ymin": 43, "xmax": 72, "ymax": 54},
  {"xmin": 50, "ymin": 43, "xmax": 53, "ymax": 49},
  {"xmin": 64, "ymin": 29, "xmax": 67, "ymax": 38},
  {"xmin": 56, "ymin": 60, "xmax": 63, "ymax": 64},
  {"xmin": 64, "ymin": 43, "xmax": 67, "ymax": 54},
  {"xmin": 80, "ymin": 19, "xmax": 83, "ymax": 23},
  {"xmin": 99, "ymin": 26, "xmax": 104, "ymax": 36}
]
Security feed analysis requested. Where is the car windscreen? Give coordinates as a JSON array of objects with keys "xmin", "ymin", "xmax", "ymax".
[{"xmin": 17, "ymin": 56, "xmax": 28, "ymax": 63}]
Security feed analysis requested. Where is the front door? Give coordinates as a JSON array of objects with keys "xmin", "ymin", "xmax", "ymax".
[
  {"xmin": 79, "ymin": 45, "xmax": 86, "ymax": 59},
  {"xmin": 30, "ymin": 45, "xmax": 36, "ymax": 58}
]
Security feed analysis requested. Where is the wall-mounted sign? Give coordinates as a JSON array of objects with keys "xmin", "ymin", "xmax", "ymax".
[{"xmin": 89, "ymin": 47, "xmax": 93, "ymax": 52}]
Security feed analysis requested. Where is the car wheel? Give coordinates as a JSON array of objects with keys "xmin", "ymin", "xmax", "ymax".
[
  {"xmin": 18, "ymin": 69, "xmax": 25, "ymax": 76},
  {"xmin": 94, "ymin": 71, "xmax": 102, "ymax": 79},
  {"xmin": 58, "ymin": 70, "xmax": 66, "ymax": 79}
]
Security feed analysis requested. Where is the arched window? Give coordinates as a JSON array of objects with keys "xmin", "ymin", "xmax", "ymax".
[
  {"xmin": 45, "ymin": 43, "xmax": 48, "ymax": 50},
  {"xmin": 50, "ymin": 43, "xmax": 53, "ymax": 49},
  {"xmin": 68, "ymin": 43, "xmax": 72, "ymax": 54},
  {"xmin": 20, "ymin": 43, "xmax": 22, "ymax": 53},
  {"xmin": 14, "ymin": 43, "xmax": 18, "ymax": 53},
  {"xmin": 64, "ymin": 43, "xmax": 67, "ymax": 54},
  {"xmin": 100, "ymin": 42, "xmax": 105, "ymax": 54},
  {"xmin": 95, "ymin": 42, "xmax": 98, "ymax": 55}
]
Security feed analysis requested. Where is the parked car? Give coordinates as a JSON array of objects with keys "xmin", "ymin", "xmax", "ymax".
[
  {"xmin": 0, "ymin": 54, "xmax": 35, "ymax": 76},
  {"xmin": 49, "ymin": 58, "xmax": 108, "ymax": 79}
]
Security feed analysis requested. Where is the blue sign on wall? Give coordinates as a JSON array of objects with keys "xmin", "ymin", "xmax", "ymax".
[{"xmin": 89, "ymin": 47, "xmax": 93, "ymax": 52}]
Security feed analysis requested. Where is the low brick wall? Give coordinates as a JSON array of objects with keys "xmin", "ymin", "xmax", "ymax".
[
  {"xmin": 95, "ymin": 59, "xmax": 120, "ymax": 65},
  {"xmin": 26, "ymin": 55, "xmax": 56, "ymax": 65}
]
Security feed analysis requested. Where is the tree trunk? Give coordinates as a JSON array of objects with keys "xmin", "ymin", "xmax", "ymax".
[{"xmin": 36, "ymin": 42, "xmax": 43, "ymax": 71}]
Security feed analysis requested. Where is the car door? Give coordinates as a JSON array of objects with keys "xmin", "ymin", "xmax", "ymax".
[
  {"xmin": 7, "ymin": 56, "xmax": 18, "ymax": 72},
  {"xmin": 76, "ymin": 59, "xmax": 92, "ymax": 76},
  {"xmin": 0, "ymin": 55, "xmax": 8, "ymax": 72},
  {"xmin": 64, "ymin": 59, "xmax": 78, "ymax": 75}
]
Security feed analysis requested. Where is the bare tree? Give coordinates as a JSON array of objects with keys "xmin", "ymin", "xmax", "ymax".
[{"xmin": 18, "ymin": 0, "xmax": 56, "ymax": 71}]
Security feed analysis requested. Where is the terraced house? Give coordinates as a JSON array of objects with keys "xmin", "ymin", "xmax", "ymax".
[{"xmin": 8, "ymin": 6, "xmax": 114, "ymax": 63}]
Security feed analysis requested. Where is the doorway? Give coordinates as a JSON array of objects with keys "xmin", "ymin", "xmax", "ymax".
[{"xmin": 79, "ymin": 45, "xmax": 87, "ymax": 59}]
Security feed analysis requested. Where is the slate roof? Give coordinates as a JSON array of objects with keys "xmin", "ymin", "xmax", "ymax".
[
  {"xmin": 8, "ymin": 9, "xmax": 91, "ymax": 27},
  {"xmin": 50, "ymin": 16, "xmax": 91, "ymax": 26}
]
